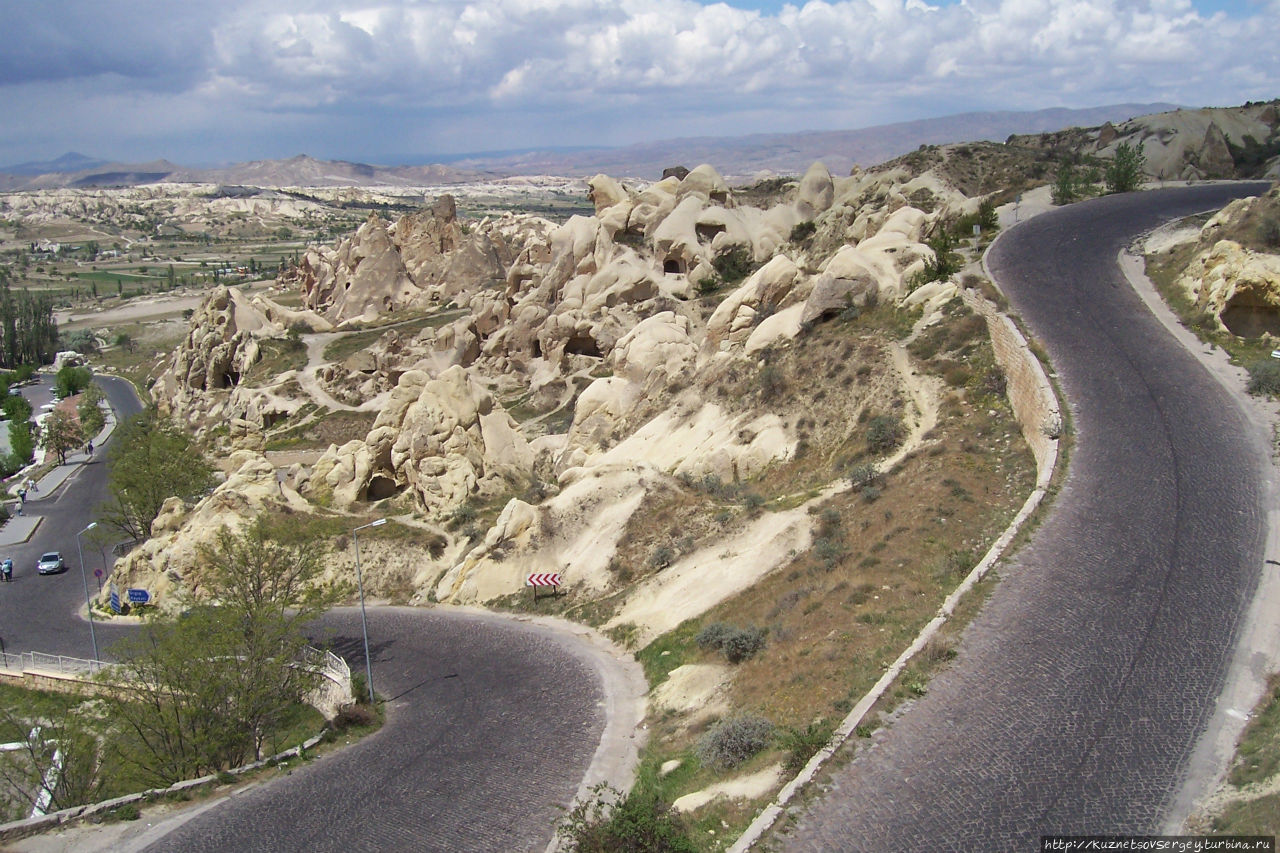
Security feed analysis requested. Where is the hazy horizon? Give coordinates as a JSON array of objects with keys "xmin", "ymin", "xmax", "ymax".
[{"xmin": 1, "ymin": 0, "xmax": 1275, "ymax": 167}]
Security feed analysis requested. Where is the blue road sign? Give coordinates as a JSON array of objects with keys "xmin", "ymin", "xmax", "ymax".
[
  {"xmin": 127, "ymin": 588, "xmax": 150, "ymax": 604},
  {"xmin": 109, "ymin": 584, "xmax": 120, "ymax": 614}
]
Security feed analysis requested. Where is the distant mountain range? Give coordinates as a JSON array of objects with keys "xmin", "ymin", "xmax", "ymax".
[{"xmin": 0, "ymin": 103, "xmax": 1176, "ymax": 190}]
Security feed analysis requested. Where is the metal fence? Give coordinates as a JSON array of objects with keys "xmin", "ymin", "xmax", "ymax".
[
  {"xmin": 7, "ymin": 651, "xmax": 108, "ymax": 676},
  {"xmin": 300, "ymin": 646, "xmax": 351, "ymax": 684},
  {"xmin": 4, "ymin": 647, "xmax": 344, "ymax": 681}
]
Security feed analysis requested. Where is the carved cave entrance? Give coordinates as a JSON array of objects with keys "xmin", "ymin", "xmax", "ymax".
[{"xmin": 1221, "ymin": 293, "xmax": 1280, "ymax": 338}]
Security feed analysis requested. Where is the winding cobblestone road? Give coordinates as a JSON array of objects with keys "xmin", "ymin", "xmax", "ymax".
[{"xmin": 777, "ymin": 183, "xmax": 1275, "ymax": 850}]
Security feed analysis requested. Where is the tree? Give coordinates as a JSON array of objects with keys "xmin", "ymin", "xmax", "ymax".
[
  {"xmin": 107, "ymin": 516, "xmax": 344, "ymax": 784},
  {"xmin": 40, "ymin": 408, "xmax": 84, "ymax": 466},
  {"xmin": 77, "ymin": 382, "xmax": 106, "ymax": 435},
  {"xmin": 1105, "ymin": 142, "xmax": 1147, "ymax": 194},
  {"xmin": 97, "ymin": 411, "xmax": 216, "ymax": 541},
  {"xmin": 114, "ymin": 331, "xmax": 136, "ymax": 353},
  {"xmin": 0, "ymin": 707, "xmax": 106, "ymax": 814},
  {"xmin": 1052, "ymin": 162, "xmax": 1079, "ymax": 205},
  {"xmin": 53, "ymin": 364, "xmax": 92, "ymax": 398}
]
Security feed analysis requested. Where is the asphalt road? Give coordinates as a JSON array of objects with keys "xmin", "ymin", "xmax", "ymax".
[
  {"xmin": 778, "ymin": 183, "xmax": 1275, "ymax": 849},
  {"xmin": 140, "ymin": 607, "xmax": 612, "ymax": 853},
  {"xmin": 0, "ymin": 374, "xmax": 141, "ymax": 659},
  {"xmin": 3, "ymin": 374, "xmax": 633, "ymax": 852}
]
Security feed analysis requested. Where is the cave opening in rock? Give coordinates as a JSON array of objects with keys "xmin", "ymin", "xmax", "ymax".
[
  {"xmin": 663, "ymin": 257, "xmax": 684, "ymax": 275},
  {"xmin": 565, "ymin": 335, "xmax": 602, "ymax": 357},
  {"xmin": 366, "ymin": 475, "xmax": 401, "ymax": 501},
  {"xmin": 696, "ymin": 223, "xmax": 726, "ymax": 242},
  {"xmin": 219, "ymin": 370, "xmax": 240, "ymax": 388},
  {"xmin": 1221, "ymin": 294, "xmax": 1280, "ymax": 338},
  {"xmin": 532, "ymin": 339, "xmax": 543, "ymax": 358}
]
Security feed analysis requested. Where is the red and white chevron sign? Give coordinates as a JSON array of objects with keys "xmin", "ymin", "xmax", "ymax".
[{"xmin": 526, "ymin": 573, "xmax": 562, "ymax": 587}]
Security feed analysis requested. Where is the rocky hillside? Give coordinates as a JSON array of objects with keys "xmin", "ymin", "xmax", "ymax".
[
  {"xmin": 1009, "ymin": 100, "xmax": 1280, "ymax": 182},
  {"xmin": 113, "ymin": 158, "xmax": 1019, "ymax": 614}
]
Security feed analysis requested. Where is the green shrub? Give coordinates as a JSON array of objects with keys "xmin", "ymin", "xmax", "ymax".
[
  {"xmin": 650, "ymin": 546, "xmax": 675, "ymax": 569},
  {"xmin": 696, "ymin": 622, "xmax": 766, "ymax": 663},
  {"xmin": 53, "ymin": 365, "xmax": 93, "ymax": 399},
  {"xmin": 789, "ymin": 221, "xmax": 817, "ymax": 242},
  {"xmin": 695, "ymin": 622, "xmax": 735, "ymax": 652},
  {"xmin": 557, "ymin": 783, "xmax": 696, "ymax": 853},
  {"xmin": 697, "ymin": 713, "xmax": 776, "ymax": 770},
  {"xmin": 866, "ymin": 415, "xmax": 903, "ymax": 454},
  {"xmin": 777, "ymin": 720, "xmax": 834, "ymax": 771},
  {"xmin": 847, "ymin": 462, "xmax": 879, "ymax": 489},
  {"xmin": 1247, "ymin": 360, "xmax": 1280, "ymax": 396},
  {"xmin": 723, "ymin": 627, "xmax": 767, "ymax": 663},
  {"xmin": 1105, "ymin": 141, "xmax": 1147, "ymax": 194},
  {"xmin": 711, "ymin": 246, "xmax": 755, "ymax": 284}
]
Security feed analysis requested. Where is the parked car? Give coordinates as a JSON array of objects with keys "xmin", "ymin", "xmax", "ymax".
[{"xmin": 36, "ymin": 552, "xmax": 65, "ymax": 575}]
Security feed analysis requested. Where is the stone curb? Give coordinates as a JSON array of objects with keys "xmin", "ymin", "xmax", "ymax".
[
  {"xmin": 0, "ymin": 730, "xmax": 328, "ymax": 843},
  {"xmin": 727, "ymin": 220, "xmax": 1064, "ymax": 853}
]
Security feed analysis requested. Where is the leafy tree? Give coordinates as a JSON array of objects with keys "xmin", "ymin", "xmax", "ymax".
[
  {"xmin": 97, "ymin": 411, "xmax": 216, "ymax": 541},
  {"xmin": 0, "ymin": 268, "xmax": 59, "ymax": 368},
  {"xmin": 114, "ymin": 331, "xmax": 136, "ymax": 353},
  {"xmin": 0, "ymin": 706, "xmax": 106, "ymax": 813},
  {"xmin": 8, "ymin": 421, "xmax": 34, "ymax": 471},
  {"xmin": 53, "ymin": 364, "xmax": 92, "ymax": 399},
  {"xmin": 921, "ymin": 229, "xmax": 962, "ymax": 283},
  {"xmin": 1105, "ymin": 142, "xmax": 1147, "ymax": 194},
  {"xmin": 107, "ymin": 516, "xmax": 343, "ymax": 784},
  {"xmin": 1052, "ymin": 162, "xmax": 1078, "ymax": 205},
  {"xmin": 77, "ymin": 382, "xmax": 106, "ymax": 435},
  {"xmin": 40, "ymin": 408, "xmax": 84, "ymax": 465},
  {"xmin": 63, "ymin": 329, "xmax": 99, "ymax": 355}
]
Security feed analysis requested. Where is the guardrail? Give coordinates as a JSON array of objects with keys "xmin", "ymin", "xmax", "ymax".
[
  {"xmin": 1, "ymin": 652, "xmax": 107, "ymax": 677},
  {"xmin": 3, "ymin": 646, "xmax": 349, "ymax": 685}
]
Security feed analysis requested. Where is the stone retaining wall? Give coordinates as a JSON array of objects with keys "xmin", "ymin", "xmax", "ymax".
[{"xmin": 963, "ymin": 290, "xmax": 1061, "ymax": 485}]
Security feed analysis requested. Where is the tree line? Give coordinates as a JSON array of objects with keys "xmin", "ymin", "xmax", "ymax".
[{"xmin": 0, "ymin": 267, "xmax": 59, "ymax": 369}]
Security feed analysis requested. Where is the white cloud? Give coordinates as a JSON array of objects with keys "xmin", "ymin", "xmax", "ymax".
[{"xmin": 0, "ymin": 0, "xmax": 1276, "ymax": 162}]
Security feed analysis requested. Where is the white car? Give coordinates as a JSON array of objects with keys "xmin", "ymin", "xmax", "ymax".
[{"xmin": 36, "ymin": 552, "xmax": 66, "ymax": 575}]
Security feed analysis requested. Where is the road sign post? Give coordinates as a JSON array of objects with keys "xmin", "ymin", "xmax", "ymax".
[{"xmin": 526, "ymin": 573, "xmax": 563, "ymax": 601}]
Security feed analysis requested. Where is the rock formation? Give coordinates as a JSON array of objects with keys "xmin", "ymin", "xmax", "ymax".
[{"xmin": 143, "ymin": 160, "xmax": 995, "ymax": 613}]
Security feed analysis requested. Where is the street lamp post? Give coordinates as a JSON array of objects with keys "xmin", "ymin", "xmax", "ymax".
[
  {"xmin": 76, "ymin": 522, "xmax": 100, "ymax": 663},
  {"xmin": 352, "ymin": 518, "xmax": 386, "ymax": 704}
]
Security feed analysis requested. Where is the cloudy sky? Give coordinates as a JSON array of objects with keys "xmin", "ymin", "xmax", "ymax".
[{"xmin": 0, "ymin": 0, "xmax": 1276, "ymax": 167}]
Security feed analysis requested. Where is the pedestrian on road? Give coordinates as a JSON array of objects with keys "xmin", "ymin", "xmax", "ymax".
[
  {"xmin": 17, "ymin": 489, "xmax": 24, "ymax": 505},
  {"xmin": 25, "ymin": 478, "xmax": 35, "ymax": 493},
  {"xmin": 86, "ymin": 440, "xmax": 94, "ymax": 456}
]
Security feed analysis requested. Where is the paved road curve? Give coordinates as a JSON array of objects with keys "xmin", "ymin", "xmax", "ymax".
[
  {"xmin": 3, "ymin": 375, "xmax": 637, "ymax": 853},
  {"xmin": 779, "ymin": 183, "xmax": 1275, "ymax": 850},
  {"xmin": 142, "ymin": 607, "xmax": 613, "ymax": 853},
  {"xmin": 0, "ymin": 374, "xmax": 141, "ymax": 659}
]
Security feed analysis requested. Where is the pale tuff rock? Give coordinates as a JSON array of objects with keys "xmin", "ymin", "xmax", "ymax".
[
  {"xmin": 1172, "ymin": 188, "xmax": 1280, "ymax": 335},
  {"xmin": 707, "ymin": 256, "xmax": 802, "ymax": 344},
  {"xmin": 672, "ymin": 765, "xmax": 786, "ymax": 814},
  {"xmin": 585, "ymin": 402, "xmax": 793, "ymax": 484},
  {"xmin": 650, "ymin": 663, "xmax": 733, "ymax": 725},
  {"xmin": 251, "ymin": 293, "xmax": 334, "ymax": 333},
  {"xmin": 434, "ymin": 468, "xmax": 649, "ymax": 604},
  {"xmin": 104, "ymin": 451, "xmax": 311, "ymax": 610},
  {"xmin": 151, "ymin": 163, "xmax": 967, "ymax": 612},
  {"xmin": 612, "ymin": 312, "xmax": 698, "ymax": 386},
  {"xmin": 285, "ymin": 198, "xmax": 536, "ymax": 322},
  {"xmin": 164, "ymin": 286, "xmax": 268, "ymax": 393},
  {"xmin": 309, "ymin": 365, "xmax": 533, "ymax": 518},
  {"xmin": 796, "ymin": 161, "xmax": 835, "ymax": 220},
  {"xmin": 1013, "ymin": 103, "xmax": 1280, "ymax": 182},
  {"xmin": 1177, "ymin": 240, "xmax": 1280, "ymax": 334}
]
